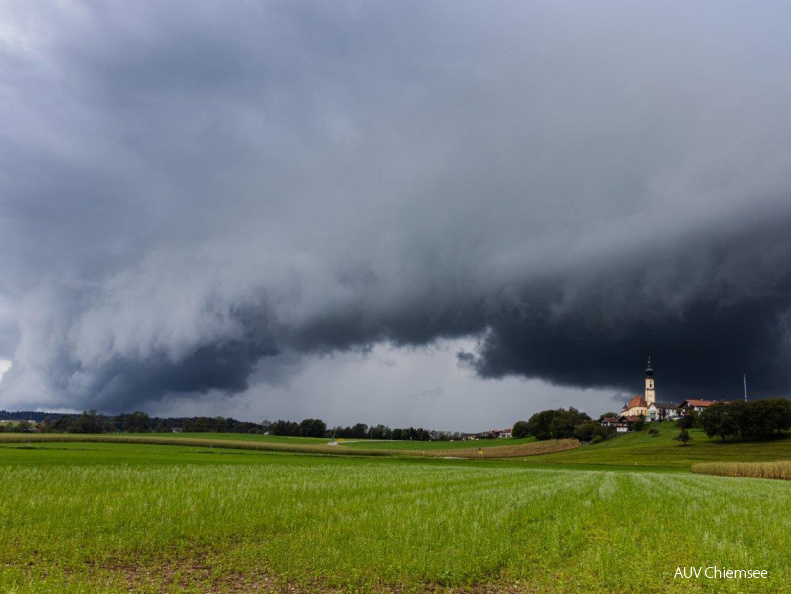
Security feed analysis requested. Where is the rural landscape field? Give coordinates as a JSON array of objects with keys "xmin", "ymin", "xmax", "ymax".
[
  {"xmin": 4, "ymin": 1, "xmax": 791, "ymax": 593},
  {"xmin": 2, "ymin": 424, "xmax": 790, "ymax": 592}
]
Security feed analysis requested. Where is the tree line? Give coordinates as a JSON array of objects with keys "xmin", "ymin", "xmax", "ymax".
[
  {"xmin": 0, "ymin": 410, "xmax": 262, "ymax": 434},
  {"xmin": 698, "ymin": 398, "xmax": 791, "ymax": 441},
  {"xmin": 511, "ymin": 407, "xmax": 619, "ymax": 443},
  {"xmin": 0, "ymin": 410, "xmax": 462, "ymax": 441},
  {"xmin": 264, "ymin": 419, "xmax": 463, "ymax": 441}
]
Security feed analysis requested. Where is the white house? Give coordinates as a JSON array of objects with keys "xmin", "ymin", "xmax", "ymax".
[{"xmin": 648, "ymin": 402, "xmax": 680, "ymax": 421}]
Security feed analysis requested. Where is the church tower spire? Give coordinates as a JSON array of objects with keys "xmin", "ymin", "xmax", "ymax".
[{"xmin": 644, "ymin": 356, "xmax": 656, "ymax": 406}]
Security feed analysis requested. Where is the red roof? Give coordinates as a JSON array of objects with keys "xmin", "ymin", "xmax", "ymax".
[
  {"xmin": 623, "ymin": 394, "xmax": 647, "ymax": 409},
  {"xmin": 622, "ymin": 415, "xmax": 642, "ymax": 423},
  {"xmin": 682, "ymin": 399, "xmax": 717, "ymax": 407}
]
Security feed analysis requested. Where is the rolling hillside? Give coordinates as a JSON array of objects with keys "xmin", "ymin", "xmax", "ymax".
[{"xmin": 525, "ymin": 422, "xmax": 791, "ymax": 470}]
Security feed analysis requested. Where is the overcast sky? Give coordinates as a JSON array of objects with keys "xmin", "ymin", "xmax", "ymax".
[{"xmin": 1, "ymin": 1, "xmax": 791, "ymax": 430}]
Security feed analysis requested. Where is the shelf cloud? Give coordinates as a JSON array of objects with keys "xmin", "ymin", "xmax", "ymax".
[{"xmin": 1, "ymin": 1, "xmax": 791, "ymax": 415}]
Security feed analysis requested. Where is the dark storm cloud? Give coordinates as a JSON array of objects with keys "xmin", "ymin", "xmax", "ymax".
[
  {"xmin": 461, "ymin": 215, "xmax": 791, "ymax": 400},
  {"xmin": 2, "ymin": 1, "xmax": 791, "ymax": 411}
]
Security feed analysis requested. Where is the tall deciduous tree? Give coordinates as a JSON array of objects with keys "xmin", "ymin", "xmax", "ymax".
[
  {"xmin": 511, "ymin": 420, "xmax": 530, "ymax": 439},
  {"xmin": 701, "ymin": 403, "xmax": 738, "ymax": 442}
]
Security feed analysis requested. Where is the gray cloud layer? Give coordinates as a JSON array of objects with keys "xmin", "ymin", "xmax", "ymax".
[{"xmin": 2, "ymin": 1, "xmax": 791, "ymax": 412}]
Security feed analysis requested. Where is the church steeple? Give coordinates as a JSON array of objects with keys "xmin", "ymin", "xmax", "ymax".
[{"xmin": 644, "ymin": 356, "xmax": 656, "ymax": 405}]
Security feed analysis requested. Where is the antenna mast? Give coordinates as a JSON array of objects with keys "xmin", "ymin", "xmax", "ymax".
[{"xmin": 743, "ymin": 374, "xmax": 747, "ymax": 402}]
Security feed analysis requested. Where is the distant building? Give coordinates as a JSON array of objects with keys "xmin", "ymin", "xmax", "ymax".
[
  {"xmin": 617, "ymin": 358, "xmax": 686, "ymax": 424},
  {"xmin": 601, "ymin": 416, "xmax": 630, "ymax": 432},
  {"xmin": 622, "ymin": 394, "xmax": 648, "ymax": 418},
  {"xmin": 621, "ymin": 357, "xmax": 656, "ymax": 418},
  {"xmin": 648, "ymin": 402, "xmax": 680, "ymax": 421},
  {"xmin": 466, "ymin": 427, "xmax": 512, "ymax": 440},
  {"xmin": 679, "ymin": 399, "xmax": 717, "ymax": 413}
]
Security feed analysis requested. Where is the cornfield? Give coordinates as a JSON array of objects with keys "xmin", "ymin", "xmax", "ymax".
[
  {"xmin": 426, "ymin": 438, "xmax": 580, "ymax": 458},
  {"xmin": 692, "ymin": 460, "xmax": 791, "ymax": 480}
]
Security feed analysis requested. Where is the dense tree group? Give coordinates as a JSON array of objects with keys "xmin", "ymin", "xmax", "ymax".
[
  {"xmin": 513, "ymin": 407, "xmax": 616, "ymax": 443},
  {"xmin": 699, "ymin": 398, "xmax": 791, "ymax": 441},
  {"xmin": 263, "ymin": 418, "xmax": 327, "ymax": 438}
]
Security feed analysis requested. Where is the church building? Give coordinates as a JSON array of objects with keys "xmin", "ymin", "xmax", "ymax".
[{"xmin": 621, "ymin": 357, "xmax": 656, "ymax": 417}]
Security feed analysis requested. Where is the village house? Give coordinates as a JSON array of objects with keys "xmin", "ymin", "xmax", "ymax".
[
  {"xmin": 620, "ymin": 415, "xmax": 642, "ymax": 431},
  {"xmin": 679, "ymin": 399, "xmax": 717, "ymax": 413},
  {"xmin": 466, "ymin": 427, "xmax": 512, "ymax": 440},
  {"xmin": 648, "ymin": 402, "xmax": 680, "ymax": 421},
  {"xmin": 600, "ymin": 416, "xmax": 631, "ymax": 433}
]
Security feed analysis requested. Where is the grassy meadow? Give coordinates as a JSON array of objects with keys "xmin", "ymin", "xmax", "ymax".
[
  {"xmin": 338, "ymin": 437, "xmax": 535, "ymax": 450},
  {"xmin": 142, "ymin": 433, "xmax": 537, "ymax": 450},
  {"xmin": 1, "ymin": 425, "xmax": 790, "ymax": 592},
  {"xmin": 523, "ymin": 422, "xmax": 791, "ymax": 469},
  {"xmin": 0, "ymin": 433, "xmax": 576, "ymax": 459}
]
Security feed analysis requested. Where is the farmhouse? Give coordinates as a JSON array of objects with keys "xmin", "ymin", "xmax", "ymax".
[
  {"xmin": 611, "ymin": 417, "xmax": 632, "ymax": 432},
  {"xmin": 466, "ymin": 427, "xmax": 513, "ymax": 440},
  {"xmin": 648, "ymin": 402, "xmax": 679, "ymax": 421},
  {"xmin": 600, "ymin": 416, "xmax": 634, "ymax": 432},
  {"xmin": 679, "ymin": 399, "xmax": 717, "ymax": 413}
]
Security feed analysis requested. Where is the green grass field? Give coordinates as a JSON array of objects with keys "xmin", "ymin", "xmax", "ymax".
[
  {"xmin": 339, "ymin": 436, "xmax": 536, "ymax": 450},
  {"xmin": 140, "ymin": 432, "xmax": 535, "ymax": 450},
  {"xmin": 527, "ymin": 422, "xmax": 791, "ymax": 469},
  {"xmin": 1, "ymin": 426, "xmax": 790, "ymax": 592},
  {"xmin": 0, "ymin": 433, "xmax": 570, "ymax": 461},
  {"xmin": 145, "ymin": 432, "xmax": 332, "ymax": 444}
]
